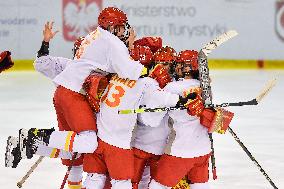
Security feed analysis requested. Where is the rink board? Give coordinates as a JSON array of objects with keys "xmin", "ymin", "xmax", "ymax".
[{"xmin": 8, "ymin": 59, "xmax": 284, "ymax": 71}]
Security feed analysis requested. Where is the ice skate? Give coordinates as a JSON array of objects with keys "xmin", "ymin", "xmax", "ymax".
[{"xmin": 26, "ymin": 128, "xmax": 55, "ymax": 159}]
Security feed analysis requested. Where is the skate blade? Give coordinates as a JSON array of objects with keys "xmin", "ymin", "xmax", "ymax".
[
  {"xmin": 5, "ymin": 136, "xmax": 18, "ymax": 167},
  {"xmin": 19, "ymin": 128, "xmax": 28, "ymax": 159}
]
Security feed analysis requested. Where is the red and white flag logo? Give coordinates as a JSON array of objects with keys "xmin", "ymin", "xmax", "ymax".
[
  {"xmin": 276, "ymin": 1, "xmax": 284, "ymax": 41},
  {"xmin": 63, "ymin": 0, "xmax": 102, "ymax": 41}
]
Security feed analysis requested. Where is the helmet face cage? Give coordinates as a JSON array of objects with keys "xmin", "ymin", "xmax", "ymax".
[
  {"xmin": 172, "ymin": 62, "xmax": 183, "ymax": 79},
  {"xmin": 173, "ymin": 61, "xmax": 199, "ymax": 80},
  {"xmin": 120, "ymin": 22, "xmax": 132, "ymax": 47},
  {"xmin": 107, "ymin": 22, "xmax": 131, "ymax": 47}
]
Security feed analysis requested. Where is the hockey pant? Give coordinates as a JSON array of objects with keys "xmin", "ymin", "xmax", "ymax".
[{"xmin": 52, "ymin": 86, "xmax": 98, "ymax": 152}]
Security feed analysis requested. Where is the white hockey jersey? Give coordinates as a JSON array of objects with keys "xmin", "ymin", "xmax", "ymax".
[
  {"xmin": 97, "ymin": 76, "xmax": 179, "ymax": 149},
  {"xmin": 132, "ymin": 79, "xmax": 175, "ymax": 155},
  {"xmin": 53, "ymin": 26, "xmax": 143, "ymax": 92},
  {"xmin": 133, "ymin": 115, "xmax": 170, "ymax": 155},
  {"xmin": 163, "ymin": 79, "xmax": 211, "ymax": 158},
  {"xmin": 34, "ymin": 55, "xmax": 71, "ymax": 79}
]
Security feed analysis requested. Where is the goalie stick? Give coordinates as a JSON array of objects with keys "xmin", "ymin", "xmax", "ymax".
[
  {"xmin": 198, "ymin": 32, "xmax": 279, "ymax": 188},
  {"xmin": 118, "ymin": 78, "xmax": 276, "ymax": 114},
  {"xmin": 197, "ymin": 30, "xmax": 239, "ymax": 180}
]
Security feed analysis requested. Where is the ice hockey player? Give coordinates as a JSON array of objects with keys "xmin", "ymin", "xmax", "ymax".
[
  {"xmin": 131, "ymin": 45, "xmax": 176, "ymax": 189},
  {"xmin": 6, "ymin": 6, "xmax": 146, "ymax": 164},
  {"xmin": 32, "ymin": 21, "xmax": 111, "ymax": 189},
  {"xmin": 25, "ymin": 6, "xmax": 146, "ymax": 159},
  {"xmin": 4, "ymin": 21, "xmax": 89, "ymax": 189},
  {"xmin": 148, "ymin": 50, "xmax": 234, "ymax": 189},
  {"xmin": 0, "ymin": 51, "xmax": 14, "ymax": 73}
]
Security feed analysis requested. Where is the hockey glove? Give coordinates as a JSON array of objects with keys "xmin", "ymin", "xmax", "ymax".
[
  {"xmin": 200, "ymin": 108, "xmax": 234, "ymax": 134},
  {"xmin": 176, "ymin": 92, "xmax": 197, "ymax": 108},
  {"xmin": 37, "ymin": 41, "xmax": 50, "ymax": 58},
  {"xmin": 149, "ymin": 64, "xmax": 172, "ymax": 88},
  {"xmin": 186, "ymin": 94, "xmax": 205, "ymax": 117},
  {"xmin": 0, "ymin": 51, "xmax": 14, "ymax": 73},
  {"xmin": 83, "ymin": 74, "xmax": 109, "ymax": 113}
]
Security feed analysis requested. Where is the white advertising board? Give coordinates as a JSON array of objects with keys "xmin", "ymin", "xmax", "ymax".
[{"xmin": 0, "ymin": 0, "xmax": 284, "ymax": 60}]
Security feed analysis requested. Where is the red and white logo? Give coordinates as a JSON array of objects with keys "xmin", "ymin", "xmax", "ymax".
[
  {"xmin": 63, "ymin": 0, "xmax": 102, "ymax": 41},
  {"xmin": 276, "ymin": 1, "xmax": 284, "ymax": 41}
]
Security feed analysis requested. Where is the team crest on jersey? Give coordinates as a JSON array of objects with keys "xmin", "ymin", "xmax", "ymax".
[
  {"xmin": 276, "ymin": 0, "xmax": 284, "ymax": 41},
  {"xmin": 62, "ymin": 0, "xmax": 102, "ymax": 41}
]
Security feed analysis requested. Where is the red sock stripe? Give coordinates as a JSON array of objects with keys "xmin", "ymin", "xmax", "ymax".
[
  {"xmin": 68, "ymin": 132, "xmax": 76, "ymax": 152},
  {"xmin": 67, "ymin": 180, "xmax": 82, "ymax": 185},
  {"xmin": 54, "ymin": 149, "xmax": 60, "ymax": 158}
]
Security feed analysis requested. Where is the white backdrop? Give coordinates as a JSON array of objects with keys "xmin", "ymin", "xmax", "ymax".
[{"xmin": 1, "ymin": 0, "xmax": 284, "ymax": 60}]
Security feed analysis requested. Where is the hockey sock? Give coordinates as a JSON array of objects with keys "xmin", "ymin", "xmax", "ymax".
[{"xmin": 48, "ymin": 130, "xmax": 98, "ymax": 153}]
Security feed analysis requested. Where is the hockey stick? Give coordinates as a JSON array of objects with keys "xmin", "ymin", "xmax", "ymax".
[
  {"xmin": 225, "ymin": 78, "xmax": 278, "ymax": 188},
  {"xmin": 118, "ymin": 78, "xmax": 276, "ymax": 114},
  {"xmin": 60, "ymin": 152, "xmax": 78, "ymax": 189},
  {"xmin": 201, "ymin": 30, "xmax": 238, "ymax": 56},
  {"xmin": 17, "ymin": 156, "xmax": 44, "ymax": 188},
  {"xmin": 211, "ymin": 78, "xmax": 277, "ymax": 108},
  {"xmin": 227, "ymin": 127, "xmax": 278, "ymax": 189}
]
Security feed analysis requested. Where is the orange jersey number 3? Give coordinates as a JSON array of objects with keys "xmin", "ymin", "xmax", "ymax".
[{"xmin": 101, "ymin": 83, "xmax": 125, "ymax": 107}]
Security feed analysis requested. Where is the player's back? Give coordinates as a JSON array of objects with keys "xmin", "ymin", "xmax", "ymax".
[
  {"xmin": 164, "ymin": 79, "xmax": 211, "ymax": 158},
  {"xmin": 97, "ymin": 75, "xmax": 151, "ymax": 149},
  {"xmin": 53, "ymin": 27, "xmax": 143, "ymax": 92}
]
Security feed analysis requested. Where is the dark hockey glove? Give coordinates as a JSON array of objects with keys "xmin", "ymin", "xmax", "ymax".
[
  {"xmin": 37, "ymin": 41, "xmax": 50, "ymax": 58},
  {"xmin": 0, "ymin": 51, "xmax": 14, "ymax": 73},
  {"xmin": 176, "ymin": 92, "xmax": 197, "ymax": 108}
]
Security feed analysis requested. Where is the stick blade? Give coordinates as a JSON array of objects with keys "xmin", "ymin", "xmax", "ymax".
[
  {"xmin": 256, "ymin": 78, "xmax": 277, "ymax": 103},
  {"xmin": 202, "ymin": 30, "xmax": 238, "ymax": 56}
]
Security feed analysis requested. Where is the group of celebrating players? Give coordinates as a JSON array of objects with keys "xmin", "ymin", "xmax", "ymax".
[{"xmin": 4, "ymin": 7, "xmax": 234, "ymax": 189}]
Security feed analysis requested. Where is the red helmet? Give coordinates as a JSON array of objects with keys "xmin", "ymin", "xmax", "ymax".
[
  {"xmin": 153, "ymin": 46, "xmax": 176, "ymax": 65},
  {"xmin": 130, "ymin": 45, "xmax": 153, "ymax": 66},
  {"xmin": 133, "ymin": 37, "xmax": 162, "ymax": 54},
  {"xmin": 98, "ymin": 7, "xmax": 128, "ymax": 30},
  {"xmin": 0, "ymin": 51, "xmax": 14, "ymax": 73},
  {"xmin": 176, "ymin": 50, "xmax": 198, "ymax": 71}
]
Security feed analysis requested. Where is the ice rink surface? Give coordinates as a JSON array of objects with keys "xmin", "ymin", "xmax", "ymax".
[{"xmin": 0, "ymin": 70, "xmax": 283, "ymax": 189}]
